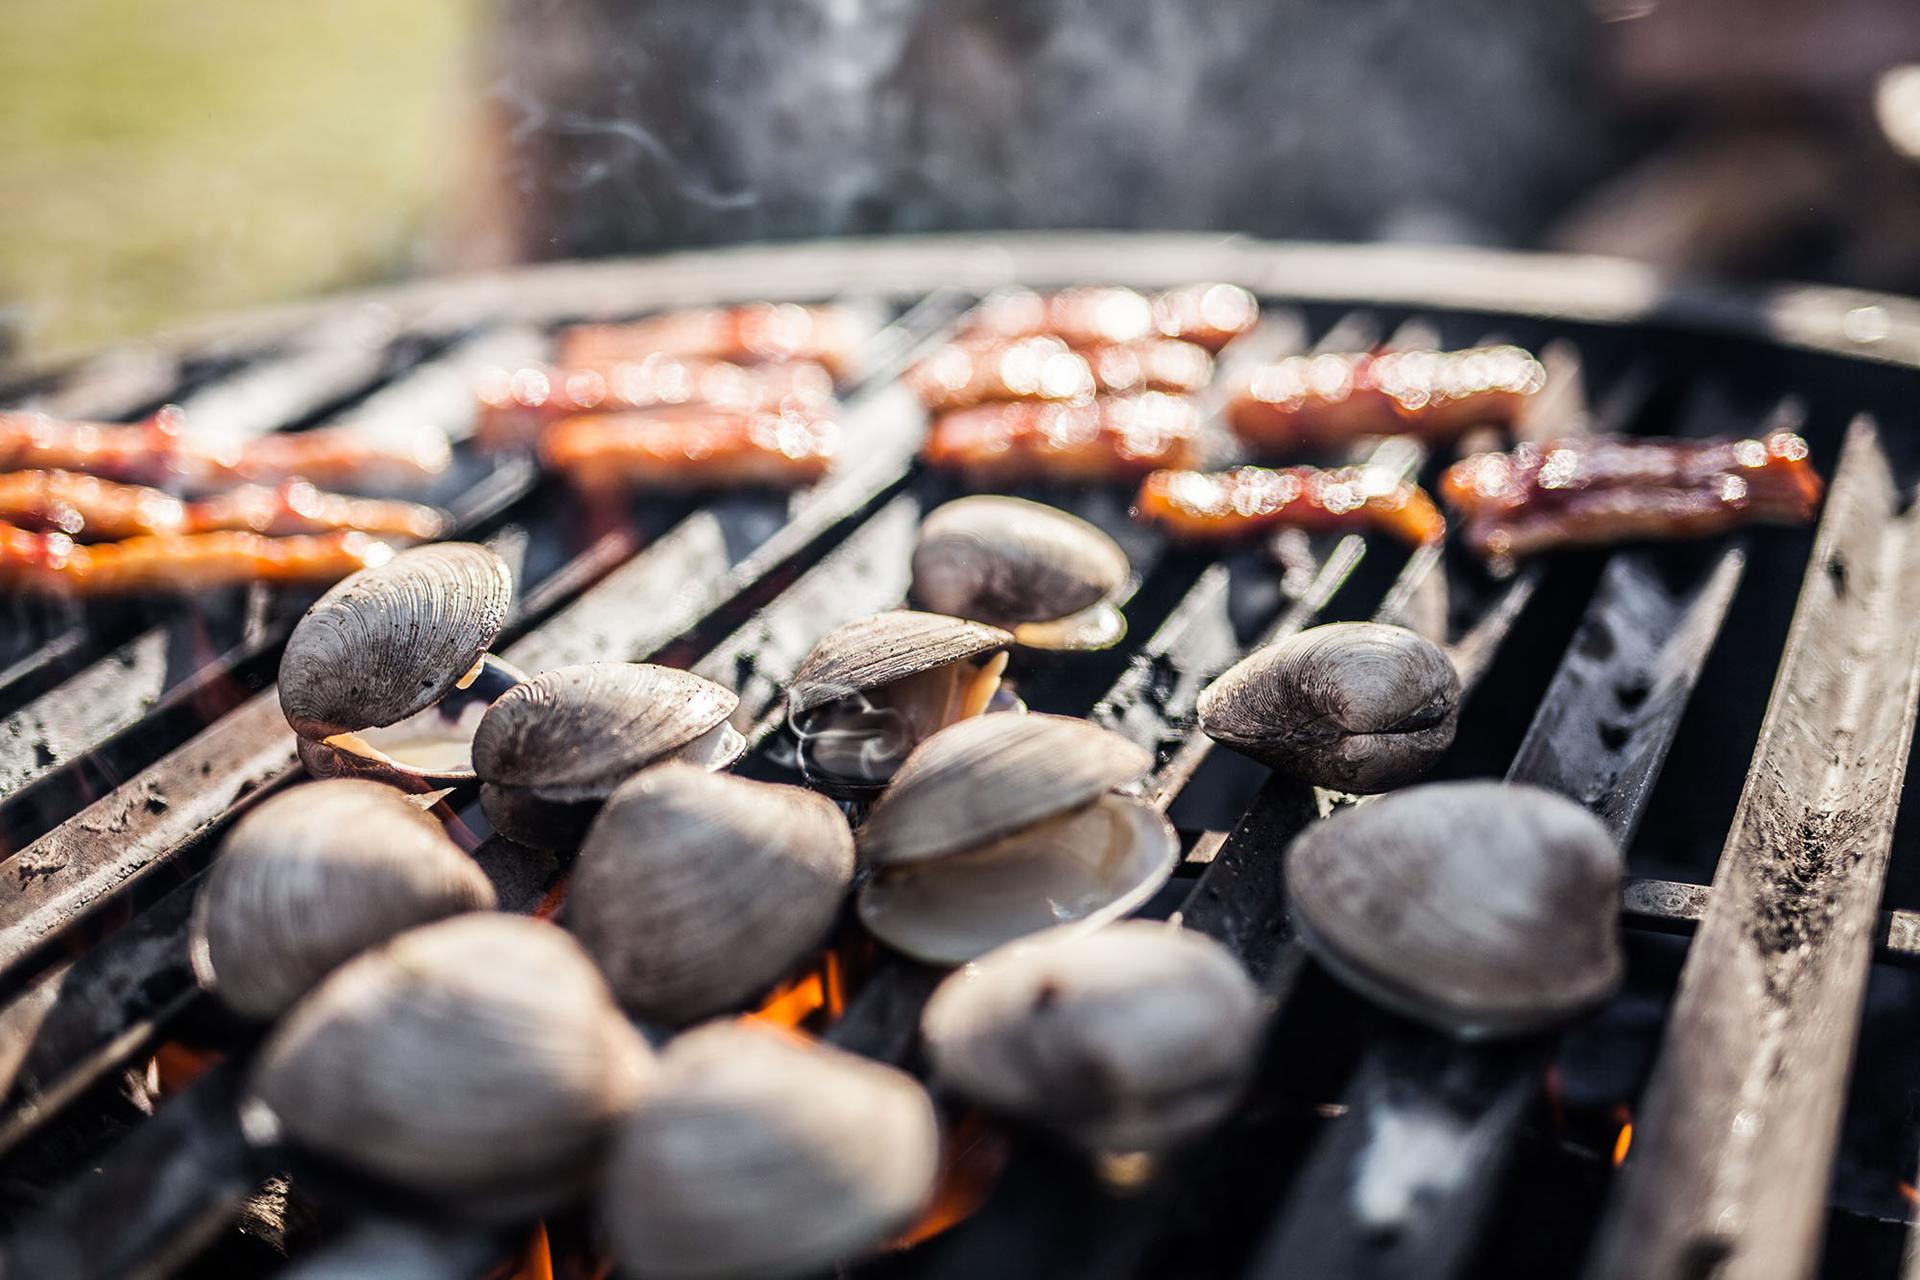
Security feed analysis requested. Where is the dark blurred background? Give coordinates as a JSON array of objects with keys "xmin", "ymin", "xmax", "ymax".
[{"xmin": 5, "ymin": 0, "xmax": 1920, "ymax": 359}]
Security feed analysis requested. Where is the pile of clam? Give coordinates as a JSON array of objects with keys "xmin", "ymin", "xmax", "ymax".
[{"xmin": 200, "ymin": 482, "xmax": 1626, "ymax": 1275}]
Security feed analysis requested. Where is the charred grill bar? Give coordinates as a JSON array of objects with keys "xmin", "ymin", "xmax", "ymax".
[{"xmin": 0, "ymin": 235, "xmax": 1918, "ymax": 1278}]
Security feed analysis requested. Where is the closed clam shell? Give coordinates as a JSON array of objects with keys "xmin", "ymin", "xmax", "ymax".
[
  {"xmin": 857, "ymin": 713, "xmax": 1152, "ymax": 868},
  {"xmin": 911, "ymin": 496, "xmax": 1130, "ymax": 648},
  {"xmin": 1286, "ymin": 781, "xmax": 1623, "ymax": 1039},
  {"xmin": 190, "ymin": 780, "xmax": 497, "ymax": 1020},
  {"xmin": 786, "ymin": 611, "xmax": 1012, "ymax": 715},
  {"xmin": 248, "ymin": 914, "xmax": 651, "ymax": 1219},
  {"xmin": 280, "ymin": 543, "xmax": 513, "ymax": 740},
  {"xmin": 922, "ymin": 921, "xmax": 1263, "ymax": 1151},
  {"xmin": 1197, "ymin": 622, "xmax": 1460, "ymax": 793},
  {"xmin": 603, "ymin": 1020, "xmax": 939, "ymax": 1280},
  {"xmin": 569, "ymin": 766, "xmax": 855, "ymax": 1026},
  {"xmin": 473, "ymin": 662, "xmax": 741, "ymax": 801}
]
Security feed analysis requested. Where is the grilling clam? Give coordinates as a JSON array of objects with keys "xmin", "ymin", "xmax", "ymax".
[
  {"xmin": 472, "ymin": 661, "xmax": 744, "ymax": 849},
  {"xmin": 247, "ymin": 913, "xmax": 651, "ymax": 1220},
  {"xmin": 1285, "ymin": 780, "xmax": 1624, "ymax": 1039},
  {"xmin": 856, "ymin": 713, "xmax": 1178, "ymax": 965},
  {"xmin": 1197, "ymin": 621, "xmax": 1460, "ymax": 793},
  {"xmin": 910, "ymin": 496, "xmax": 1132, "ymax": 650},
  {"xmin": 279, "ymin": 542, "xmax": 523, "ymax": 789},
  {"xmin": 569, "ymin": 765, "xmax": 854, "ymax": 1026},
  {"xmin": 189, "ymin": 780, "xmax": 496, "ymax": 1020},
  {"xmin": 787, "ymin": 610, "xmax": 1014, "ymax": 797},
  {"xmin": 602, "ymin": 1019, "xmax": 940, "ymax": 1280},
  {"xmin": 922, "ymin": 921, "xmax": 1264, "ymax": 1152}
]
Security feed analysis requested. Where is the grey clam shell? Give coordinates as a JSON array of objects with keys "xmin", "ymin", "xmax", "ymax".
[
  {"xmin": 190, "ymin": 780, "xmax": 496, "ymax": 1020},
  {"xmin": 1197, "ymin": 622, "xmax": 1460, "ymax": 793},
  {"xmin": 911, "ymin": 496, "xmax": 1130, "ymax": 644},
  {"xmin": 856, "ymin": 713, "xmax": 1153, "ymax": 868},
  {"xmin": 602, "ymin": 1020, "xmax": 939, "ymax": 1280},
  {"xmin": 1285, "ymin": 781, "xmax": 1624, "ymax": 1039},
  {"xmin": 280, "ymin": 543, "xmax": 513, "ymax": 740},
  {"xmin": 922, "ymin": 921, "xmax": 1264, "ymax": 1151},
  {"xmin": 787, "ymin": 610, "xmax": 1012, "ymax": 715},
  {"xmin": 473, "ymin": 662, "xmax": 740, "ymax": 801},
  {"xmin": 248, "ymin": 914, "xmax": 652, "ymax": 1220},
  {"xmin": 569, "ymin": 766, "xmax": 855, "ymax": 1026}
]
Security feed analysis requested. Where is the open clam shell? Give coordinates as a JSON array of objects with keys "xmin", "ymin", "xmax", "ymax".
[
  {"xmin": 1198, "ymin": 622, "xmax": 1460, "ymax": 793},
  {"xmin": 1285, "ymin": 781, "xmax": 1624, "ymax": 1039},
  {"xmin": 569, "ymin": 765, "xmax": 855, "ymax": 1026},
  {"xmin": 911, "ymin": 496, "xmax": 1131, "ymax": 650},
  {"xmin": 189, "ymin": 780, "xmax": 496, "ymax": 1020},
  {"xmin": 247, "ymin": 914, "xmax": 652, "ymax": 1220},
  {"xmin": 921, "ymin": 921, "xmax": 1263, "ymax": 1152},
  {"xmin": 787, "ymin": 610, "xmax": 1015, "ymax": 798},
  {"xmin": 280, "ymin": 543, "xmax": 520, "ymax": 789},
  {"xmin": 603, "ymin": 1020, "xmax": 939, "ymax": 1280}
]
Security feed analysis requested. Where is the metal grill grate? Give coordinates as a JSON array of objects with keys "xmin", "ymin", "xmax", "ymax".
[{"xmin": 2, "ymin": 235, "xmax": 1919, "ymax": 1280}]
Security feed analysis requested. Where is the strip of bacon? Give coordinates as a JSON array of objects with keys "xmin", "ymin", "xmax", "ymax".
[
  {"xmin": 968, "ymin": 283, "xmax": 1259, "ymax": 352},
  {"xmin": 922, "ymin": 392, "xmax": 1201, "ymax": 485},
  {"xmin": 1228, "ymin": 346, "xmax": 1547, "ymax": 452},
  {"xmin": 0, "ymin": 408, "xmax": 451, "ymax": 492},
  {"xmin": 557, "ymin": 304, "xmax": 864, "ymax": 380},
  {"xmin": 474, "ymin": 356, "xmax": 837, "ymax": 451},
  {"xmin": 539, "ymin": 405, "xmax": 839, "ymax": 492},
  {"xmin": 1440, "ymin": 430, "xmax": 1824, "ymax": 560},
  {"xmin": 907, "ymin": 334, "xmax": 1214, "ymax": 413},
  {"xmin": 0, "ymin": 523, "xmax": 394, "ymax": 596},
  {"xmin": 1135, "ymin": 465, "xmax": 1447, "ymax": 548},
  {"xmin": 0, "ymin": 471, "xmax": 447, "ymax": 542}
]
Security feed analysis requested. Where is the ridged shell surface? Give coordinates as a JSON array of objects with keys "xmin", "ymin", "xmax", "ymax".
[
  {"xmin": 787, "ymin": 611, "xmax": 1011, "ymax": 714},
  {"xmin": 911, "ymin": 495, "xmax": 1129, "ymax": 628}
]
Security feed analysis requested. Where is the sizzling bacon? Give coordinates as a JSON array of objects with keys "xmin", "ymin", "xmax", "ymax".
[
  {"xmin": 0, "ymin": 471, "xmax": 446, "ymax": 542},
  {"xmin": 968, "ymin": 284, "xmax": 1259, "ymax": 352},
  {"xmin": 922, "ymin": 393, "xmax": 1202, "ymax": 485},
  {"xmin": 539, "ymin": 405, "xmax": 839, "ymax": 492},
  {"xmin": 1135, "ymin": 465, "xmax": 1447, "ymax": 548},
  {"xmin": 557, "ymin": 304, "xmax": 864, "ymax": 380},
  {"xmin": 0, "ymin": 408, "xmax": 451, "ymax": 491},
  {"xmin": 0, "ymin": 522, "xmax": 393, "ymax": 596},
  {"xmin": 1228, "ymin": 346, "xmax": 1547, "ymax": 452},
  {"xmin": 474, "ymin": 356, "xmax": 837, "ymax": 450},
  {"xmin": 907, "ymin": 334, "xmax": 1214, "ymax": 413},
  {"xmin": 1440, "ymin": 430, "xmax": 1824, "ymax": 560}
]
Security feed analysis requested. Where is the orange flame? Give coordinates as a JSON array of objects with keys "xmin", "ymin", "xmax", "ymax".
[
  {"xmin": 505, "ymin": 1222, "xmax": 554, "ymax": 1280},
  {"xmin": 1900, "ymin": 1181, "xmax": 1919, "ymax": 1208},
  {"xmin": 144, "ymin": 1041, "xmax": 221, "ymax": 1099},
  {"xmin": 748, "ymin": 951, "xmax": 846, "ymax": 1033},
  {"xmin": 888, "ymin": 1111, "xmax": 1010, "ymax": 1250},
  {"xmin": 1611, "ymin": 1106, "xmax": 1634, "ymax": 1168}
]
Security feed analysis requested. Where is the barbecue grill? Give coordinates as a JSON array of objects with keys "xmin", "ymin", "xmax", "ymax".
[{"xmin": 3, "ymin": 232, "xmax": 1920, "ymax": 1280}]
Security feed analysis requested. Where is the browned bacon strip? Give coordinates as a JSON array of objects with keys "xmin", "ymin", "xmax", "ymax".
[
  {"xmin": 968, "ymin": 283, "xmax": 1258, "ymax": 352},
  {"xmin": 474, "ymin": 357, "xmax": 837, "ymax": 451},
  {"xmin": 539, "ymin": 405, "xmax": 839, "ymax": 492},
  {"xmin": 0, "ymin": 522, "xmax": 393, "ymax": 596},
  {"xmin": 1228, "ymin": 345, "xmax": 1546, "ymax": 452},
  {"xmin": 1135, "ymin": 465, "xmax": 1446, "ymax": 548},
  {"xmin": 557, "ymin": 304, "xmax": 864, "ymax": 380},
  {"xmin": 0, "ymin": 409, "xmax": 451, "ymax": 491},
  {"xmin": 1440, "ymin": 430, "xmax": 1824, "ymax": 560},
  {"xmin": 0, "ymin": 471, "xmax": 447, "ymax": 542},
  {"xmin": 921, "ymin": 392, "xmax": 1201, "ymax": 485},
  {"xmin": 907, "ymin": 334, "xmax": 1214, "ymax": 413}
]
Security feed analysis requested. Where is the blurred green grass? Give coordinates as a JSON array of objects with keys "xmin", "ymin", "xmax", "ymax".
[{"xmin": 0, "ymin": 0, "xmax": 480, "ymax": 361}]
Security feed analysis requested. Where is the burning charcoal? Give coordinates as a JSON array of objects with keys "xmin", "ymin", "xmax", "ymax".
[
  {"xmin": 602, "ymin": 1020, "xmax": 938, "ymax": 1280},
  {"xmin": 247, "ymin": 914, "xmax": 651, "ymax": 1221},
  {"xmin": 189, "ymin": 780, "xmax": 496, "ymax": 1020},
  {"xmin": 855, "ymin": 714, "xmax": 1177, "ymax": 966},
  {"xmin": 472, "ymin": 662, "xmax": 743, "ymax": 851},
  {"xmin": 1286, "ymin": 781, "xmax": 1624, "ymax": 1039},
  {"xmin": 786, "ymin": 610, "xmax": 1014, "ymax": 799},
  {"xmin": 568, "ymin": 765, "xmax": 854, "ymax": 1027},
  {"xmin": 1197, "ymin": 621, "xmax": 1461, "ymax": 793},
  {"xmin": 279, "ymin": 542, "xmax": 524, "ymax": 790},
  {"xmin": 911, "ymin": 496, "xmax": 1132, "ymax": 651},
  {"xmin": 921, "ymin": 920, "xmax": 1264, "ymax": 1153}
]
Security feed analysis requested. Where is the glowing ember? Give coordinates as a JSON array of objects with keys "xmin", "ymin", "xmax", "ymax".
[
  {"xmin": 888, "ymin": 1111, "xmax": 1011, "ymax": 1250},
  {"xmin": 144, "ymin": 1041, "xmax": 221, "ymax": 1099},
  {"xmin": 1611, "ymin": 1106, "xmax": 1634, "ymax": 1168},
  {"xmin": 1900, "ymin": 1180, "xmax": 1919, "ymax": 1208}
]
